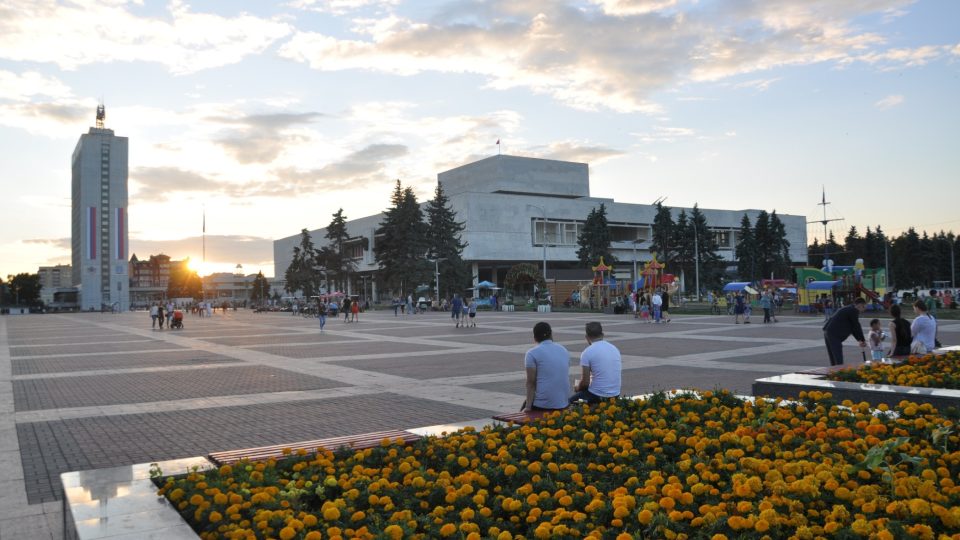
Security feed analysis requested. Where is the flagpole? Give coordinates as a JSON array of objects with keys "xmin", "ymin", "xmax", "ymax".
[{"xmin": 202, "ymin": 205, "xmax": 206, "ymax": 267}]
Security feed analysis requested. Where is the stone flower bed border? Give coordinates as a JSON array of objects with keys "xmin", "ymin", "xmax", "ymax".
[
  {"xmin": 66, "ymin": 390, "xmax": 960, "ymax": 539},
  {"xmin": 753, "ymin": 349, "xmax": 960, "ymax": 411}
]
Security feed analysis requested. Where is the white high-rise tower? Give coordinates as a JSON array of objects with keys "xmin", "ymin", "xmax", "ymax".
[{"xmin": 71, "ymin": 105, "xmax": 129, "ymax": 311}]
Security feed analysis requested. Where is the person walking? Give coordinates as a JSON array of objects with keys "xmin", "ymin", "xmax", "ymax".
[
  {"xmin": 651, "ymin": 289, "xmax": 663, "ymax": 323},
  {"xmin": 317, "ymin": 300, "xmax": 327, "ymax": 333},
  {"xmin": 733, "ymin": 292, "xmax": 745, "ymax": 324},
  {"xmin": 760, "ymin": 291, "xmax": 773, "ymax": 324},
  {"xmin": 150, "ymin": 303, "xmax": 159, "ymax": 328},
  {"xmin": 342, "ymin": 297, "xmax": 352, "ymax": 323},
  {"xmin": 351, "ymin": 297, "xmax": 360, "ymax": 322},
  {"xmin": 822, "ymin": 297, "xmax": 867, "ymax": 366},
  {"xmin": 660, "ymin": 289, "xmax": 671, "ymax": 323},
  {"xmin": 157, "ymin": 304, "xmax": 165, "ymax": 329},
  {"xmin": 468, "ymin": 297, "xmax": 478, "ymax": 327},
  {"xmin": 165, "ymin": 302, "xmax": 174, "ymax": 328},
  {"xmin": 451, "ymin": 294, "xmax": 464, "ymax": 328}
]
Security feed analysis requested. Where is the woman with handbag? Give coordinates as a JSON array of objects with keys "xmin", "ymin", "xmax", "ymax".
[
  {"xmin": 910, "ymin": 300, "xmax": 937, "ymax": 354},
  {"xmin": 886, "ymin": 304, "xmax": 912, "ymax": 357}
]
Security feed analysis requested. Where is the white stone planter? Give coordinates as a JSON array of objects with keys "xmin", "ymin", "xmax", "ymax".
[
  {"xmin": 537, "ymin": 305, "xmax": 551, "ymax": 313},
  {"xmin": 501, "ymin": 305, "xmax": 515, "ymax": 312}
]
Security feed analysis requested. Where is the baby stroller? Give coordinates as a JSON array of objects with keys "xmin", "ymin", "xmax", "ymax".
[{"xmin": 171, "ymin": 309, "xmax": 184, "ymax": 329}]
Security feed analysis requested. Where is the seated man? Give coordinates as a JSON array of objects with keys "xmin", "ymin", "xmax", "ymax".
[
  {"xmin": 570, "ymin": 322, "xmax": 622, "ymax": 404},
  {"xmin": 523, "ymin": 322, "xmax": 571, "ymax": 412}
]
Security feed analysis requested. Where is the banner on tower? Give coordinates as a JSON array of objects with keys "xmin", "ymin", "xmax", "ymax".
[
  {"xmin": 88, "ymin": 207, "xmax": 97, "ymax": 259},
  {"xmin": 115, "ymin": 207, "xmax": 125, "ymax": 260}
]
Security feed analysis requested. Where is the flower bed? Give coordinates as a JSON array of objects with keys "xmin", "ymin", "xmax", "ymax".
[
  {"xmin": 158, "ymin": 391, "xmax": 960, "ymax": 540},
  {"xmin": 826, "ymin": 352, "xmax": 960, "ymax": 390}
]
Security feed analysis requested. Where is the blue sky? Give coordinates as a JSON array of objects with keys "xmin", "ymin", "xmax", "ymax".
[{"xmin": 1, "ymin": 0, "xmax": 958, "ymax": 278}]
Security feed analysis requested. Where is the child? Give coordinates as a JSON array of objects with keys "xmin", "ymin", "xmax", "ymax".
[
  {"xmin": 468, "ymin": 298, "xmax": 478, "ymax": 327},
  {"xmin": 868, "ymin": 318, "xmax": 885, "ymax": 363},
  {"xmin": 461, "ymin": 300, "xmax": 469, "ymax": 328},
  {"xmin": 640, "ymin": 303, "xmax": 650, "ymax": 323}
]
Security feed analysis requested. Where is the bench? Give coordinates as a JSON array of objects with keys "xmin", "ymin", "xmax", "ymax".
[
  {"xmin": 491, "ymin": 410, "xmax": 552, "ymax": 425},
  {"xmin": 208, "ymin": 429, "xmax": 422, "ymax": 466}
]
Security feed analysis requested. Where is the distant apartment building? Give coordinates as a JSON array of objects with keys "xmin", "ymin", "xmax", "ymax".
[
  {"xmin": 128, "ymin": 253, "xmax": 185, "ymax": 306},
  {"xmin": 37, "ymin": 264, "xmax": 72, "ymax": 305},
  {"xmin": 71, "ymin": 105, "xmax": 130, "ymax": 311}
]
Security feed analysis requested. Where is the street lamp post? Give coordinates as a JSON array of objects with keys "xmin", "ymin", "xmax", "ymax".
[
  {"xmin": 526, "ymin": 204, "xmax": 548, "ymax": 282},
  {"xmin": 694, "ymin": 225, "xmax": 701, "ymax": 302}
]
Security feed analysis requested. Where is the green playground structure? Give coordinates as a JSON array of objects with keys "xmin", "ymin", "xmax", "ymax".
[{"xmin": 795, "ymin": 258, "xmax": 888, "ymax": 313}]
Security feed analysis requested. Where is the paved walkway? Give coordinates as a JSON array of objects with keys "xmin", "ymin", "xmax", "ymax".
[{"xmin": 1, "ymin": 308, "xmax": 956, "ymax": 538}]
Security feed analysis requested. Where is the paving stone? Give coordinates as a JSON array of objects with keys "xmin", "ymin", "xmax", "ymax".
[
  {"xmin": 13, "ymin": 366, "xmax": 343, "ymax": 411},
  {"xmin": 330, "ymin": 351, "xmax": 572, "ymax": 380},
  {"xmin": 15, "ymin": 393, "xmax": 492, "ymax": 504},
  {"xmin": 9, "ymin": 340, "xmax": 183, "ymax": 358},
  {"xmin": 248, "ymin": 340, "xmax": 456, "ymax": 359},
  {"xmin": 11, "ymin": 350, "xmax": 238, "ymax": 376}
]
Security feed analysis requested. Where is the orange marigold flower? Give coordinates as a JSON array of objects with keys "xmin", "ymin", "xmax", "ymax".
[{"xmin": 439, "ymin": 523, "xmax": 457, "ymax": 537}]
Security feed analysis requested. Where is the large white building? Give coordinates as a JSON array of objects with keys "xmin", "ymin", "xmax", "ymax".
[
  {"xmin": 71, "ymin": 105, "xmax": 130, "ymax": 311},
  {"xmin": 274, "ymin": 155, "xmax": 807, "ymax": 299}
]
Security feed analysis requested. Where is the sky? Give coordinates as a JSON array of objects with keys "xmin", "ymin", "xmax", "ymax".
[{"xmin": 1, "ymin": 0, "xmax": 958, "ymax": 279}]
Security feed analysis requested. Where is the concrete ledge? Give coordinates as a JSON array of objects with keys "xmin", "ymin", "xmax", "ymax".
[{"xmin": 753, "ymin": 372, "xmax": 960, "ymax": 410}]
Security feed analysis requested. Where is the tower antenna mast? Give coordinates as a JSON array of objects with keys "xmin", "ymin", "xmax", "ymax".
[
  {"xmin": 806, "ymin": 187, "xmax": 843, "ymax": 265},
  {"xmin": 95, "ymin": 103, "xmax": 105, "ymax": 129}
]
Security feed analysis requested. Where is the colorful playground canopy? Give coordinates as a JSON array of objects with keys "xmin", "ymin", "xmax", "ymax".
[
  {"xmin": 722, "ymin": 282, "xmax": 751, "ymax": 292},
  {"xmin": 806, "ymin": 280, "xmax": 841, "ymax": 290},
  {"xmin": 475, "ymin": 280, "xmax": 497, "ymax": 288}
]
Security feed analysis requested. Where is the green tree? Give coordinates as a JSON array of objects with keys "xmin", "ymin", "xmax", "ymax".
[
  {"xmin": 843, "ymin": 226, "xmax": 862, "ymax": 266},
  {"xmin": 650, "ymin": 202, "xmax": 676, "ymax": 263},
  {"xmin": 753, "ymin": 211, "xmax": 773, "ymax": 279},
  {"xmin": 504, "ymin": 263, "xmax": 547, "ymax": 300},
  {"xmin": 672, "ymin": 209, "xmax": 694, "ymax": 289},
  {"xmin": 284, "ymin": 229, "xmax": 321, "ymax": 298},
  {"xmin": 5, "ymin": 273, "xmax": 41, "ymax": 305},
  {"xmin": 891, "ymin": 228, "xmax": 921, "ymax": 288},
  {"xmin": 425, "ymin": 181, "xmax": 469, "ymax": 298},
  {"xmin": 576, "ymin": 203, "xmax": 617, "ymax": 266},
  {"xmin": 167, "ymin": 265, "xmax": 202, "ymax": 299},
  {"xmin": 735, "ymin": 214, "xmax": 757, "ymax": 282},
  {"xmin": 374, "ymin": 180, "xmax": 430, "ymax": 295},
  {"xmin": 689, "ymin": 204, "xmax": 723, "ymax": 291},
  {"xmin": 250, "ymin": 271, "xmax": 271, "ymax": 304},
  {"xmin": 324, "ymin": 208, "xmax": 356, "ymax": 293},
  {"xmin": 769, "ymin": 211, "xmax": 792, "ymax": 278}
]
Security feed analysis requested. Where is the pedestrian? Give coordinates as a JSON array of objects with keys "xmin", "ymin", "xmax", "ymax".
[
  {"xmin": 406, "ymin": 294, "xmax": 414, "ymax": 315},
  {"xmin": 660, "ymin": 289, "xmax": 671, "ymax": 323},
  {"xmin": 166, "ymin": 302, "xmax": 174, "ymax": 327},
  {"xmin": 924, "ymin": 290, "xmax": 942, "ymax": 347},
  {"xmin": 157, "ymin": 304, "xmax": 165, "ymax": 329},
  {"xmin": 392, "ymin": 297, "xmax": 400, "ymax": 316},
  {"xmin": 523, "ymin": 322, "xmax": 571, "ymax": 412},
  {"xmin": 910, "ymin": 300, "xmax": 937, "ymax": 354},
  {"xmin": 317, "ymin": 301, "xmax": 327, "ymax": 332},
  {"xmin": 342, "ymin": 297, "xmax": 351, "ymax": 323},
  {"xmin": 570, "ymin": 322, "xmax": 622, "ymax": 404},
  {"xmin": 468, "ymin": 297, "xmax": 478, "ymax": 327},
  {"xmin": 451, "ymin": 294, "xmax": 463, "ymax": 327},
  {"xmin": 733, "ymin": 292, "xmax": 745, "ymax": 324},
  {"xmin": 150, "ymin": 303, "xmax": 158, "ymax": 328},
  {"xmin": 351, "ymin": 297, "xmax": 360, "ymax": 322},
  {"xmin": 461, "ymin": 298, "xmax": 469, "ymax": 326},
  {"xmin": 651, "ymin": 289, "xmax": 663, "ymax": 323},
  {"xmin": 822, "ymin": 297, "xmax": 867, "ymax": 366},
  {"xmin": 760, "ymin": 291, "xmax": 773, "ymax": 323}
]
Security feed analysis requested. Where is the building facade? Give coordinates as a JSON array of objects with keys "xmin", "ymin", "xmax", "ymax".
[
  {"xmin": 71, "ymin": 106, "xmax": 130, "ymax": 311},
  {"xmin": 37, "ymin": 264, "xmax": 72, "ymax": 305},
  {"xmin": 274, "ymin": 155, "xmax": 808, "ymax": 299},
  {"xmin": 128, "ymin": 254, "xmax": 183, "ymax": 307}
]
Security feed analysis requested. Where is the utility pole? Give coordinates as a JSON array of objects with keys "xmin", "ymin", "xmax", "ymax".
[
  {"xmin": 526, "ymin": 204, "xmax": 548, "ymax": 282},
  {"xmin": 694, "ymin": 225, "xmax": 700, "ymax": 302}
]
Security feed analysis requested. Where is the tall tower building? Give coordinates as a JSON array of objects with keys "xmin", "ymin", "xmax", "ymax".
[{"xmin": 71, "ymin": 105, "xmax": 129, "ymax": 311}]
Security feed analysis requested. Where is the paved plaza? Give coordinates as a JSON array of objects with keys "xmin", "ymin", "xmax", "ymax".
[{"xmin": 1, "ymin": 308, "xmax": 958, "ymax": 538}]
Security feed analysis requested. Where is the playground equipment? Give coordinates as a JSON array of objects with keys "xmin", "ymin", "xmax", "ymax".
[
  {"xmin": 795, "ymin": 258, "xmax": 887, "ymax": 313},
  {"xmin": 636, "ymin": 255, "xmax": 679, "ymax": 295}
]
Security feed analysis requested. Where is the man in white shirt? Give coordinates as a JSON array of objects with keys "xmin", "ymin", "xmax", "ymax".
[
  {"xmin": 570, "ymin": 322, "xmax": 622, "ymax": 404},
  {"xmin": 651, "ymin": 289, "xmax": 663, "ymax": 323}
]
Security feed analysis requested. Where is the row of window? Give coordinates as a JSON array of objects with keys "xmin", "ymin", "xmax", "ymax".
[{"xmin": 532, "ymin": 219, "xmax": 735, "ymax": 248}]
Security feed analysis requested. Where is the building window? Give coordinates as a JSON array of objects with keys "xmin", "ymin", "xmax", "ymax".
[
  {"xmin": 347, "ymin": 244, "xmax": 364, "ymax": 259},
  {"xmin": 714, "ymin": 230, "xmax": 732, "ymax": 248},
  {"xmin": 533, "ymin": 220, "xmax": 579, "ymax": 246}
]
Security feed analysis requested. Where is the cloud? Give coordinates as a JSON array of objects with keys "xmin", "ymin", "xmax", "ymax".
[
  {"xmin": 130, "ymin": 166, "xmax": 226, "ymax": 200},
  {"xmin": 210, "ymin": 111, "xmax": 326, "ymax": 164},
  {"xmin": 0, "ymin": 70, "xmax": 73, "ymax": 101},
  {"xmin": 631, "ymin": 125, "xmax": 697, "ymax": 143},
  {"xmin": 520, "ymin": 141, "xmax": 626, "ymax": 164},
  {"xmin": 854, "ymin": 45, "xmax": 949, "ymax": 69},
  {"xmin": 0, "ymin": 1, "xmax": 291, "ymax": 74},
  {"xmin": 874, "ymin": 94, "xmax": 904, "ymax": 109},
  {"xmin": 259, "ymin": 143, "xmax": 409, "ymax": 196},
  {"xmin": 277, "ymin": 0, "xmax": 936, "ymax": 113},
  {"xmin": 0, "ymin": 100, "xmax": 93, "ymax": 135},
  {"xmin": 288, "ymin": 0, "xmax": 400, "ymax": 15},
  {"xmin": 732, "ymin": 77, "xmax": 782, "ymax": 92},
  {"xmin": 23, "ymin": 238, "xmax": 70, "ymax": 250}
]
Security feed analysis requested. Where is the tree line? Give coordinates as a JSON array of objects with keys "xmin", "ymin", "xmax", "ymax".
[
  {"xmin": 285, "ymin": 181, "xmax": 469, "ymax": 299},
  {"xmin": 808, "ymin": 226, "xmax": 958, "ymax": 289}
]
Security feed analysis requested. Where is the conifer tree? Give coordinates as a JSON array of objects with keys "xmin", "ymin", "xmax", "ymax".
[
  {"xmin": 284, "ymin": 228, "xmax": 320, "ymax": 298},
  {"xmin": 375, "ymin": 180, "xmax": 430, "ymax": 296},
  {"xmin": 576, "ymin": 203, "xmax": 617, "ymax": 266},
  {"xmin": 425, "ymin": 181, "xmax": 469, "ymax": 297},
  {"xmin": 735, "ymin": 214, "xmax": 757, "ymax": 281},
  {"xmin": 324, "ymin": 208, "xmax": 355, "ymax": 292},
  {"xmin": 769, "ymin": 211, "xmax": 792, "ymax": 277},
  {"xmin": 689, "ymin": 204, "xmax": 723, "ymax": 290},
  {"xmin": 650, "ymin": 202, "xmax": 675, "ymax": 263}
]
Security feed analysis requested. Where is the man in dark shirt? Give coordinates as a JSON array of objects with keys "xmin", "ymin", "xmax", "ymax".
[{"xmin": 823, "ymin": 297, "xmax": 867, "ymax": 365}]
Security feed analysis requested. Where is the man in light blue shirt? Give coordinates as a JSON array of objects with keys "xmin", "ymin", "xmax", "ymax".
[
  {"xmin": 570, "ymin": 322, "xmax": 622, "ymax": 404},
  {"xmin": 523, "ymin": 322, "xmax": 571, "ymax": 412}
]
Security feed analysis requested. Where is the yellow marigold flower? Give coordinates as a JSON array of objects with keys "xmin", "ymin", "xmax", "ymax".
[
  {"xmin": 458, "ymin": 456, "xmax": 469, "ymax": 467},
  {"xmin": 383, "ymin": 524, "xmax": 404, "ymax": 539},
  {"xmin": 304, "ymin": 514, "xmax": 318, "ymax": 527},
  {"xmin": 208, "ymin": 511, "xmax": 222, "ymax": 523},
  {"xmin": 754, "ymin": 519, "xmax": 770, "ymax": 532},
  {"xmin": 189, "ymin": 494, "xmax": 204, "ymax": 506},
  {"xmin": 497, "ymin": 532, "xmax": 513, "ymax": 540},
  {"xmin": 638, "ymin": 509, "xmax": 653, "ymax": 525},
  {"xmin": 659, "ymin": 496, "xmax": 676, "ymax": 510},
  {"xmin": 323, "ymin": 506, "xmax": 341, "ymax": 521},
  {"xmin": 908, "ymin": 498, "xmax": 931, "ymax": 516},
  {"xmin": 279, "ymin": 526, "xmax": 297, "ymax": 540},
  {"xmin": 504, "ymin": 465, "xmax": 517, "ymax": 477},
  {"xmin": 439, "ymin": 523, "xmax": 457, "ymax": 537}
]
